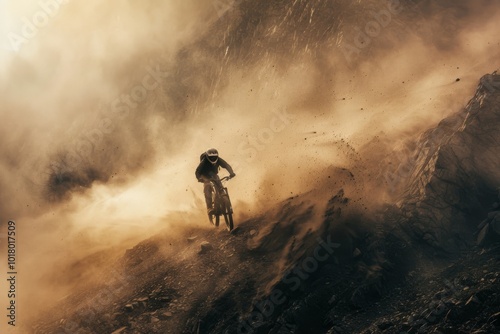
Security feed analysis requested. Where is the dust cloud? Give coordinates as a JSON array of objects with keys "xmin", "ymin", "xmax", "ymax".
[{"xmin": 0, "ymin": 0, "xmax": 499, "ymax": 329}]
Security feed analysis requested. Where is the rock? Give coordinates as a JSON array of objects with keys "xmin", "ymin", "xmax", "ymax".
[
  {"xmin": 475, "ymin": 288, "xmax": 494, "ymax": 302},
  {"xmin": 478, "ymin": 211, "xmax": 500, "ymax": 245},
  {"xmin": 491, "ymin": 219, "xmax": 500, "ymax": 235},
  {"xmin": 436, "ymin": 325, "xmax": 458, "ymax": 334},
  {"xmin": 151, "ymin": 316, "xmax": 160, "ymax": 323},
  {"xmin": 477, "ymin": 223, "xmax": 490, "ymax": 246},
  {"xmin": 250, "ymin": 229, "xmax": 257, "ymax": 236},
  {"xmin": 401, "ymin": 322, "xmax": 412, "ymax": 330},
  {"xmin": 352, "ymin": 248, "xmax": 362, "ymax": 258},
  {"xmin": 487, "ymin": 211, "xmax": 498, "ymax": 220},
  {"xmin": 326, "ymin": 325, "xmax": 344, "ymax": 334},
  {"xmin": 111, "ymin": 327, "xmax": 128, "ymax": 334},
  {"xmin": 478, "ymin": 218, "xmax": 489, "ymax": 230},
  {"xmin": 487, "ymin": 311, "xmax": 500, "ymax": 326},
  {"xmin": 157, "ymin": 296, "xmax": 170, "ymax": 303},
  {"xmin": 199, "ymin": 241, "xmax": 212, "ymax": 254},
  {"xmin": 158, "ymin": 311, "xmax": 173, "ymax": 320},
  {"xmin": 425, "ymin": 313, "xmax": 441, "ymax": 325},
  {"xmin": 416, "ymin": 322, "xmax": 429, "ymax": 333},
  {"xmin": 445, "ymin": 304, "xmax": 464, "ymax": 322},
  {"xmin": 113, "ymin": 312, "xmax": 129, "ymax": 324},
  {"xmin": 376, "ymin": 319, "xmax": 394, "ymax": 330},
  {"xmin": 124, "ymin": 304, "xmax": 134, "ymax": 312},
  {"xmin": 187, "ymin": 236, "xmax": 197, "ymax": 242},
  {"xmin": 461, "ymin": 295, "xmax": 481, "ymax": 320},
  {"xmin": 461, "ymin": 275, "xmax": 475, "ymax": 286}
]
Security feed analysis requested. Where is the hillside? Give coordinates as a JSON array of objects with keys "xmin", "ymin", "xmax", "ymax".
[{"xmin": 31, "ymin": 73, "xmax": 500, "ymax": 333}]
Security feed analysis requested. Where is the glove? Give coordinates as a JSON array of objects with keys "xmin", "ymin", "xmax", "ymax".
[{"xmin": 229, "ymin": 173, "xmax": 236, "ymax": 178}]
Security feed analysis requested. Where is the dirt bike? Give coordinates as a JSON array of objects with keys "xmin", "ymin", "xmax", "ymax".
[{"xmin": 208, "ymin": 175, "xmax": 234, "ymax": 231}]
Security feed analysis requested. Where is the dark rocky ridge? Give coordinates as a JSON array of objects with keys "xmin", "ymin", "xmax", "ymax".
[{"xmin": 399, "ymin": 71, "xmax": 500, "ymax": 253}]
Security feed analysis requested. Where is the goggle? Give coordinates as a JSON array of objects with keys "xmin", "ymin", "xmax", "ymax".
[{"xmin": 207, "ymin": 155, "xmax": 218, "ymax": 163}]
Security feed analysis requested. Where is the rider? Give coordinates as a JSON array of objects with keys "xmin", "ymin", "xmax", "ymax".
[{"xmin": 195, "ymin": 148, "xmax": 236, "ymax": 214}]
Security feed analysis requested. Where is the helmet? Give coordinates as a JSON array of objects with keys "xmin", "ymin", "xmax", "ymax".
[{"xmin": 206, "ymin": 148, "xmax": 219, "ymax": 164}]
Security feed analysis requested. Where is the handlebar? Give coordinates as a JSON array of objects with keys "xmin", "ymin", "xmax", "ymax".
[{"xmin": 198, "ymin": 175, "xmax": 234, "ymax": 183}]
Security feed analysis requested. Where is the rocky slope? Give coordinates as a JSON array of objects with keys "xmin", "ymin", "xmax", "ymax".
[
  {"xmin": 398, "ymin": 71, "xmax": 500, "ymax": 254},
  {"xmin": 31, "ymin": 73, "xmax": 500, "ymax": 334}
]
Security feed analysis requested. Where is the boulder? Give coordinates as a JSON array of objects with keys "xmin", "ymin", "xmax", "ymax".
[
  {"xmin": 398, "ymin": 72, "xmax": 500, "ymax": 252},
  {"xmin": 199, "ymin": 241, "xmax": 212, "ymax": 254}
]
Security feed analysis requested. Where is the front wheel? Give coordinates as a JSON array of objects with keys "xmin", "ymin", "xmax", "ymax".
[
  {"xmin": 208, "ymin": 212, "xmax": 220, "ymax": 227},
  {"xmin": 224, "ymin": 212, "xmax": 233, "ymax": 232},
  {"xmin": 214, "ymin": 213, "xmax": 220, "ymax": 227},
  {"xmin": 222, "ymin": 195, "xmax": 234, "ymax": 231},
  {"xmin": 209, "ymin": 184, "xmax": 220, "ymax": 227}
]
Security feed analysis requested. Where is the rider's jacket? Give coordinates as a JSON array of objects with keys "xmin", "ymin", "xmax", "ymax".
[{"xmin": 195, "ymin": 153, "xmax": 235, "ymax": 180}]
